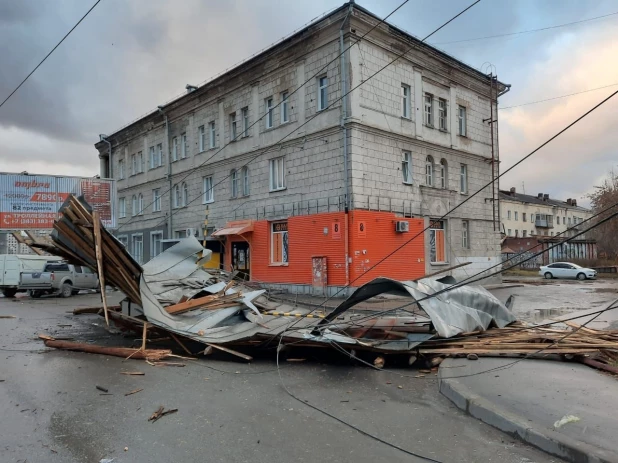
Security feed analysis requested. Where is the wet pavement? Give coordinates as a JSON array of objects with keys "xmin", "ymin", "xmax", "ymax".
[{"xmin": 0, "ymin": 292, "xmax": 564, "ymax": 463}]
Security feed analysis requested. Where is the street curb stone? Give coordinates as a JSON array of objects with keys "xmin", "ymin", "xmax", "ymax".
[{"xmin": 438, "ymin": 359, "xmax": 618, "ymax": 463}]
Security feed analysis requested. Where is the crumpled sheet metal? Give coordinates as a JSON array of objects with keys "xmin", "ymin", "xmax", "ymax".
[{"xmin": 320, "ymin": 277, "xmax": 516, "ymax": 338}]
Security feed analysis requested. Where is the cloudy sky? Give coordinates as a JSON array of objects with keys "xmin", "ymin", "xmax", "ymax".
[{"xmin": 1, "ymin": 0, "xmax": 617, "ymax": 206}]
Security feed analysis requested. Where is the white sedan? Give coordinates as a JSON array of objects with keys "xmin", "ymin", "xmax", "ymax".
[{"xmin": 539, "ymin": 262, "xmax": 597, "ymax": 280}]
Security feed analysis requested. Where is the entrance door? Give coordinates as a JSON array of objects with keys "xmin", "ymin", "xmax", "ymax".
[{"xmin": 232, "ymin": 241, "xmax": 250, "ymax": 280}]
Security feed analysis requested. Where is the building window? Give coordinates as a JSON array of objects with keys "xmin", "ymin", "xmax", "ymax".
[
  {"xmin": 131, "ymin": 234, "xmax": 143, "ymax": 264},
  {"xmin": 429, "ymin": 220, "xmax": 446, "ymax": 263},
  {"xmin": 401, "ymin": 84, "xmax": 410, "ymax": 118},
  {"xmin": 522, "ymin": 230, "xmax": 527, "ymax": 238},
  {"xmin": 118, "ymin": 159, "xmax": 125, "ymax": 180},
  {"xmin": 458, "ymin": 105, "xmax": 467, "ymax": 136},
  {"xmin": 269, "ymin": 157, "xmax": 285, "ymax": 191},
  {"xmin": 231, "ymin": 169, "xmax": 239, "ymax": 198},
  {"xmin": 138, "ymin": 151, "xmax": 144, "ymax": 173},
  {"xmin": 173, "ymin": 184, "xmax": 180, "ymax": 208},
  {"xmin": 230, "ymin": 112, "xmax": 237, "ymax": 141},
  {"xmin": 181, "ymin": 133, "xmax": 187, "ymax": 159},
  {"xmin": 146, "ymin": 231, "xmax": 164, "ymax": 258},
  {"xmin": 281, "ymin": 91, "xmax": 289, "ymax": 123},
  {"xmin": 402, "ymin": 151, "xmax": 412, "ymax": 184},
  {"xmin": 173, "ymin": 231, "xmax": 184, "ymax": 239},
  {"xmin": 131, "ymin": 154, "xmax": 136, "ymax": 175},
  {"xmin": 242, "ymin": 166, "xmax": 250, "ymax": 196},
  {"xmin": 265, "ymin": 98, "xmax": 274, "ymax": 129},
  {"xmin": 425, "ymin": 155, "xmax": 434, "ymax": 186},
  {"xmin": 318, "ymin": 76, "xmax": 328, "ymax": 111},
  {"xmin": 438, "ymin": 98, "xmax": 447, "ymax": 130},
  {"xmin": 439, "ymin": 159, "xmax": 447, "ymax": 189},
  {"xmin": 507, "ymin": 210, "xmax": 511, "ymax": 220},
  {"xmin": 117, "ymin": 235, "xmax": 128, "ymax": 248},
  {"xmin": 522, "ymin": 212, "xmax": 527, "ymax": 222},
  {"xmin": 507, "ymin": 229, "xmax": 512, "ymax": 236},
  {"xmin": 242, "ymin": 107, "xmax": 249, "ymax": 137},
  {"xmin": 550, "ymin": 231, "xmax": 554, "ymax": 237},
  {"xmin": 119, "ymin": 197, "xmax": 126, "ymax": 218},
  {"xmin": 515, "ymin": 211, "xmax": 518, "ymax": 221},
  {"xmin": 137, "ymin": 193, "xmax": 143, "ymax": 215},
  {"xmin": 171, "ymin": 137, "xmax": 178, "ymax": 162},
  {"xmin": 556, "ymin": 216, "xmax": 560, "ymax": 225},
  {"xmin": 462, "ymin": 220, "xmax": 469, "ymax": 249},
  {"xmin": 531, "ymin": 214, "xmax": 535, "ymax": 222},
  {"xmin": 515, "ymin": 229, "xmax": 519, "ymax": 237},
  {"xmin": 203, "ymin": 176, "xmax": 214, "ymax": 203},
  {"xmin": 198, "ymin": 125, "xmax": 206, "ymax": 152},
  {"xmin": 182, "ymin": 182, "xmax": 188, "ymax": 207},
  {"xmin": 568, "ymin": 217, "xmax": 572, "ymax": 226},
  {"xmin": 424, "ymin": 93, "xmax": 433, "ymax": 126},
  {"xmin": 271, "ymin": 221, "xmax": 288, "ymax": 264},
  {"xmin": 153, "ymin": 189, "xmax": 161, "ymax": 212},
  {"xmin": 460, "ymin": 163, "xmax": 468, "ymax": 193},
  {"xmin": 156, "ymin": 144, "xmax": 162, "ymax": 167},
  {"xmin": 131, "ymin": 195, "xmax": 137, "ymax": 216},
  {"xmin": 149, "ymin": 146, "xmax": 155, "ymax": 168},
  {"xmin": 209, "ymin": 121, "xmax": 216, "ymax": 148}
]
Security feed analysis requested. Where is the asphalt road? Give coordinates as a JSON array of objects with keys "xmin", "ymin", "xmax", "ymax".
[{"xmin": 0, "ymin": 292, "xmax": 564, "ymax": 463}]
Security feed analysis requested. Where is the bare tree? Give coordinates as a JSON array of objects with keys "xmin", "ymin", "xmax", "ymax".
[{"xmin": 588, "ymin": 169, "xmax": 618, "ymax": 259}]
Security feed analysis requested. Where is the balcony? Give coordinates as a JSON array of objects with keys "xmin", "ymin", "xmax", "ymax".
[{"xmin": 535, "ymin": 218, "xmax": 554, "ymax": 228}]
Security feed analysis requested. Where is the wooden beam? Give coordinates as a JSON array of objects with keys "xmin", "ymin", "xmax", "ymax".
[
  {"xmin": 93, "ymin": 211, "xmax": 109, "ymax": 326},
  {"xmin": 44, "ymin": 339, "xmax": 171, "ymax": 360},
  {"xmin": 204, "ymin": 342, "xmax": 253, "ymax": 361}
]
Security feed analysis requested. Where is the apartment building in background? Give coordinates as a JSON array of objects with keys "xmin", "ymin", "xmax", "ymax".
[{"xmin": 95, "ymin": 2, "xmax": 508, "ymax": 295}]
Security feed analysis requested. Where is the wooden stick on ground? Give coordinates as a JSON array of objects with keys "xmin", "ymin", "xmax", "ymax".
[
  {"xmin": 44, "ymin": 339, "xmax": 172, "ymax": 360},
  {"xmin": 92, "ymin": 211, "xmax": 109, "ymax": 326},
  {"xmin": 170, "ymin": 332, "xmax": 193, "ymax": 356}
]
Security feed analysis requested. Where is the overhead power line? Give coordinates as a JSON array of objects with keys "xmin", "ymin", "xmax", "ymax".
[
  {"xmin": 0, "ymin": 0, "xmax": 103, "ymax": 110},
  {"xmin": 432, "ymin": 10, "xmax": 618, "ymax": 45},
  {"xmin": 499, "ymin": 83, "xmax": 618, "ymax": 110}
]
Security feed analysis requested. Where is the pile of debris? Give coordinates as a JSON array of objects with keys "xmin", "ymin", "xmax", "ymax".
[{"xmin": 39, "ymin": 195, "xmax": 618, "ymax": 373}]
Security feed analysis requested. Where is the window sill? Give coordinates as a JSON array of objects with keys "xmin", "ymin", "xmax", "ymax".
[
  {"xmin": 424, "ymin": 124, "xmax": 435, "ymax": 130},
  {"xmin": 264, "ymin": 126, "xmax": 275, "ymax": 132},
  {"xmin": 458, "ymin": 134, "xmax": 468, "ymax": 138},
  {"xmin": 202, "ymin": 200, "xmax": 214, "ymax": 205},
  {"xmin": 401, "ymin": 116, "xmax": 412, "ymax": 121},
  {"xmin": 459, "ymin": 191, "xmax": 469, "ymax": 196},
  {"xmin": 280, "ymin": 120, "xmax": 291, "ymax": 126},
  {"xmin": 402, "ymin": 181, "xmax": 414, "ymax": 186},
  {"xmin": 270, "ymin": 187, "xmax": 287, "ymax": 193},
  {"xmin": 269, "ymin": 263, "xmax": 289, "ymax": 267},
  {"xmin": 439, "ymin": 128, "xmax": 448, "ymax": 133}
]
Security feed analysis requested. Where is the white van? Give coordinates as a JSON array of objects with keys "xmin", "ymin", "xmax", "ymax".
[{"xmin": 0, "ymin": 254, "xmax": 63, "ymax": 297}]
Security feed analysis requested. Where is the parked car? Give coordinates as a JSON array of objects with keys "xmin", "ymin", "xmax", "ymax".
[
  {"xmin": 0, "ymin": 254, "xmax": 63, "ymax": 297},
  {"xmin": 539, "ymin": 262, "xmax": 597, "ymax": 280},
  {"xmin": 20, "ymin": 262, "xmax": 100, "ymax": 298}
]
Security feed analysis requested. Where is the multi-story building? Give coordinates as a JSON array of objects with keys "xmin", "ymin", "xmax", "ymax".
[{"xmin": 95, "ymin": 2, "xmax": 508, "ymax": 295}]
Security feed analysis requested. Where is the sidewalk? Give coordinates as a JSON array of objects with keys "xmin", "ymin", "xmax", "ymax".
[{"xmin": 439, "ymin": 357, "xmax": 618, "ymax": 463}]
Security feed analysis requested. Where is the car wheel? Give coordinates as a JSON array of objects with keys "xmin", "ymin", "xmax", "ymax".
[
  {"xmin": 61, "ymin": 283, "xmax": 72, "ymax": 298},
  {"xmin": 544, "ymin": 272, "xmax": 553, "ymax": 279},
  {"xmin": 2, "ymin": 289, "xmax": 17, "ymax": 298},
  {"xmin": 576, "ymin": 272, "xmax": 586, "ymax": 280},
  {"xmin": 29, "ymin": 290, "xmax": 42, "ymax": 299}
]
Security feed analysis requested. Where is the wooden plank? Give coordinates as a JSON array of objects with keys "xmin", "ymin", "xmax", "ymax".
[
  {"xmin": 166, "ymin": 294, "xmax": 222, "ymax": 315},
  {"xmin": 44, "ymin": 339, "xmax": 171, "ymax": 360},
  {"xmin": 93, "ymin": 211, "xmax": 109, "ymax": 326},
  {"xmin": 204, "ymin": 342, "xmax": 253, "ymax": 361},
  {"xmin": 170, "ymin": 332, "xmax": 193, "ymax": 356}
]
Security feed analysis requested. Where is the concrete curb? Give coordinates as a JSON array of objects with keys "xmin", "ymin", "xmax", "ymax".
[{"xmin": 438, "ymin": 360, "xmax": 618, "ymax": 463}]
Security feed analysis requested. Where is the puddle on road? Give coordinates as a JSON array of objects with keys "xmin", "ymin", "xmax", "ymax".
[
  {"xmin": 585, "ymin": 287, "xmax": 618, "ymax": 294},
  {"xmin": 519, "ymin": 307, "xmax": 575, "ymax": 323}
]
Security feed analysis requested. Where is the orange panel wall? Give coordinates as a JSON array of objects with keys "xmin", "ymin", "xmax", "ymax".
[
  {"xmin": 348, "ymin": 211, "xmax": 425, "ymax": 286},
  {"xmin": 251, "ymin": 211, "xmax": 347, "ymax": 285}
]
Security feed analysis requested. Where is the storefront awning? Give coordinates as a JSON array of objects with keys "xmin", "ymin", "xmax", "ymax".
[{"xmin": 211, "ymin": 223, "xmax": 254, "ymax": 237}]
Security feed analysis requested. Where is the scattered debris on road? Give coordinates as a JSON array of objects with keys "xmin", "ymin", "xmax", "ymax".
[
  {"xmin": 120, "ymin": 371, "xmax": 145, "ymax": 376},
  {"xmin": 148, "ymin": 406, "xmax": 178, "ymax": 422},
  {"xmin": 96, "ymin": 385, "xmax": 108, "ymax": 393},
  {"xmin": 43, "ymin": 339, "xmax": 173, "ymax": 361},
  {"xmin": 0, "ymin": 315, "xmax": 16, "ymax": 319},
  {"xmin": 124, "ymin": 388, "xmax": 143, "ymax": 396},
  {"xmin": 554, "ymin": 415, "xmax": 581, "ymax": 428}
]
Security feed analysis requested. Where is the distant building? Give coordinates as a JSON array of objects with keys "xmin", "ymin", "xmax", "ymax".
[{"xmin": 95, "ymin": 2, "xmax": 509, "ymax": 294}]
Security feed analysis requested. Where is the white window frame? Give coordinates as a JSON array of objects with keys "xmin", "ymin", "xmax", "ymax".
[
  {"xmin": 181, "ymin": 133, "xmax": 187, "ymax": 159},
  {"xmin": 182, "ymin": 182, "xmax": 188, "ymax": 207},
  {"xmin": 153, "ymin": 189, "xmax": 161, "ymax": 212},
  {"xmin": 402, "ymin": 151, "xmax": 412, "ymax": 184},
  {"xmin": 318, "ymin": 76, "xmax": 328, "ymax": 111},
  {"xmin": 138, "ymin": 151, "xmax": 144, "ymax": 172},
  {"xmin": 269, "ymin": 157, "xmax": 285, "ymax": 191},
  {"xmin": 508, "ymin": 229, "xmax": 512, "ymax": 236},
  {"xmin": 156, "ymin": 144, "xmax": 162, "ymax": 167},
  {"xmin": 131, "ymin": 233, "xmax": 143, "ymax": 264},
  {"xmin": 231, "ymin": 169, "xmax": 239, "ymax": 198},
  {"xmin": 401, "ymin": 84, "xmax": 410, "ymax": 119},
  {"xmin": 425, "ymin": 155, "xmax": 434, "ymax": 186},
  {"xmin": 198, "ymin": 125, "xmax": 206, "ymax": 152},
  {"xmin": 230, "ymin": 112, "xmax": 237, "ymax": 141},
  {"xmin": 242, "ymin": 107, "xmax": 249, "ymax": 137},
  {"xmin": 270, "ymin": 221, "xmax": 289, "ymax": 264},
  {"xmin": 460, "ymin": 163, "xmax": 468, "ymax": 194},
  {"xmin": 265, "ymin": 98, "xmax": 274, "ymax": 129},
  {"xmin": 171, "ymin": 137, "xmax": 178, "ymax": 162},
  {"xmin": 150, "ymin": 231, "xmax": 163, "ymax": 259},
  {"xmin": 118, "ymin": 197, "xmax": 126, "ymax": 218},
  {"xmin": 515, "ymin": 211, "xmax": 518, "ymax": 221},
  {"xmin": 458, "ymin": 105, "xmax": 467, "ymax": 136},
  {"xmin": 242, "ymin": 166, "xmax": 250, "ymax": 196},
  {"xmin": 118, "ymin": 159, "xmax": 125, "ymax": 179},
  {"xmin": 507, "ymin": 210, "xmax": 511, "ymax": 220},
  {"xmin": 131, "ymin": 195, "xmax": 137, "ymax": 216},
  {"xmin": 117, "ymin": 235, "xmax": 128, "ymax": 248},
  {"xmin": 522, "ymin": 230, "xmax": 527, "ymax": 238},
  {"xmin": 439, "ymin": 159, "xmax": 447, "ymax": 189},
  {"xmin": 281, "ymin": 91, "xmax": 289, "ymax": 123},
  {"xmin": 438, "ymin": 98, "xmax": 447, "ymax": 131},
  {"xmin": 462, "ymin": 220, "xmax": 469, "ymax": 249},
  {"xmin": 424, "ymin": 93, "xmax": 433, "ymax": 126},
  {"xmin": 137, "ymin": 193, "xmax": 143, "ymax": 215},
  {"xmin": 131, "ymin": 154, "xmax": 136, "ymax": 175},
  {"xmin": 203, "ymin": 176, "xmax": 214, "ymax": 204},
  {"xmin": 173, "ymin": 184, "xmax": 180, "ymax": 208},
  {"xmin": 149, "ymin": 146, "xmax": 155, "ymax": 169},
  {"xmin": 209, "ymin": 121, "xmax": 216, "ymax": 148}
]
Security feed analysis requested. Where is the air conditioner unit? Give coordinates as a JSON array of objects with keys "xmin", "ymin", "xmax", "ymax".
[
  {"xmin": 395, "ymin": 221, "xmax": 409, "ymax": 233},
  {"xmin": 185, "ymin": 227, "xmax": 197, "ymax": 238}
]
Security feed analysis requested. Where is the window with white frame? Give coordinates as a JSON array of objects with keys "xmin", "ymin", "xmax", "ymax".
[
  {"xmin": 182, "ymin": 182, "xmax": 188, "ymax": 207},
  {"xmin": 231, "ymin": 169, "xmax": 238, "ymax": 198},
  {"xmin": 151, "ymin": 231, "xmax": 163, "ymax": 258},
  {"xmin": 318, "ymin": 76, "xmax": 328, "ymax": 111},
  {"xmin": 458, "ymin": 105, "xmax": 467, "ymax": 136},
  {"xmin": 401, "ymin": 84, "xmax": 410, "ymax": 118},
  {"xmin": 522, "ymin": 230, "xmax": 527, "ymax": 238},
  {"xmin": 425, "ymin": 155, "xmax": 434, "ymax": 186},
  {"xmin": 230, "ymin": 112, "xmax": 237, "ymax": 140},
  {"xmin": 131, "ymin": 234, "xmax": 143, "ymax": 264},
  {"xmin": 402, "ymin": 151, "xmax": 412, "ymax": 184},
  {"xmin": 515, "ymin": 229, "xmax": 519, "ymax": 237},
  {"xmin": 438, "ymin": 98, "xmax": 447, "ymax": 130},
  {"xmin": 242, "ymin": 107, "xmax": 249, "ymax": 137},
  {"xmin": 429, "ymin": 220, "xmax": 446, "ymax": 263},
  {"xmin": 508, "ymin": 229, "xmax": 512, "ymax": 236},
  {"xmin": 198, "ymin": 125, "xmax": 205, "ymax": 152},
  {"xmin": 523, "ymin": 212, "xmax": 527, "ymax": 222},
  {"xmin": 118, "ymin": 159, "xmax": 125, "ymax": 179},
  {"xmin": 149, "ymin": 146, "xmax": 155, "ymax": 168},
  {"xmin": 515, "ymin": 211, "xmax": 518, "ymax": 221},
  {"xmin": 265, "ymin": 98, "xmax": 274, "ymax": 129},
  {"xmin": 460, "ymin": 163, "xmax": 468, "ymax": 193},
  {"xmin": 137, "ymin": 193, "xmax": 143, "ymax": 215},
  {"xmin": 131, "ymin": 154, "xmax": 137, "ymax": 175},
  {"xmin": 173, "ymin": 184, "xmax": 181, "ymax": 208},
  {"xmin": 269, "ymin": 157, "xmax": 285, "ymax": 191},
  {"xmin": 156, "ymin": 144, "xmax": 162, "ymax": 166},
  {"xmin": 242, "ymin": 166, "xmax": 250, "ymax": 196},
  {"xmin": 209, "ymin": 121, "xmax": 216, "ymax": 148},
  {"xmin": 507, "ymin": 210, "xmax": 511, "ymax": 219},
  {"xmin": 131, "ymin": 195, "xmax": 137, "ymax": 216},
  {"xmin": 153, "ymin": 189, "xmax": 161, "ymax": 212},
  {"xmin": 271, "ymin": 221, "xmax": 288, "ymax": 264},
  {"xmin": 171, "ymin": 137, "xmax": 178, "ymax": 161},
  {"xmin": 281, "ymin": 91, "xmax": 289, "ymax": 123},
  {"xmin": 117, "ymin": 235, "xmax": 128, "ymax": 248},
  {"xmin": 439, "ymin": 159, "xmax": 447, "ymax": 189},
  {"xmin": 462, "ymin": 220, "xmax": 469, "ymax": 249},
  {"xmin": 181, "ymin": 133, "xmax": 187, "ymax": 158},
  {"xmin": 138, "ymin": 151, "xmax": 144, "ymax": 172},
  {"xmin": 203, "ymin": 176, "xmax": 214, "ymax": 203},
  {"xmin": 119, "ymin": 197, "xmax": 126, "ymax": 218},
  {"xmin": 424, "ymin": 93, "xmax": 433, "ymax": 126}
]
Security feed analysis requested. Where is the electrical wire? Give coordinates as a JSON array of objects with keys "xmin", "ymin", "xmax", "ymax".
[
  {"xmin": 114, "ymin": 0, "xmax": 412, "ymax": 232},
  {"xmin": 499, "ymin": 83, "xmax": 618, "ymax": 110},
  {"xmin": 0, "ymin": 0, "xmax": 103, "ymax": 110}
]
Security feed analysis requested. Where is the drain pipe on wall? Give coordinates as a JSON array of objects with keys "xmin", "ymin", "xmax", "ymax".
[
  {"xmin": 340, "ymin": 4, "xmax": 352, "ymax": 289},
  {"xmin": 158, "ymin": 106, "xmax": 173, "ymax": 238}
]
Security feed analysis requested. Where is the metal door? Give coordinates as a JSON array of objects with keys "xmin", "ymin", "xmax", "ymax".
[{"xmin": 232, "ymin": 241, "xmax": 250, "ymax": 279}]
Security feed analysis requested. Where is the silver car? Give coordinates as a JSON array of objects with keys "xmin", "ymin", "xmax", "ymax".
[{"xmin": 539, "ymin": 262, "xmax": 597, "ymax": 280}]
